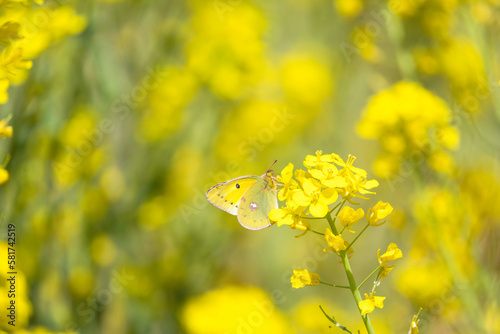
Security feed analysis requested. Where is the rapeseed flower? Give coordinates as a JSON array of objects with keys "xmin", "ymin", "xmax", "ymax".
[
  {"xmin": 359, "ymin": 293, "xmax": 385, "ymax": 315},
  {"xmin": 367, "ymin": 201, "xmax": 393, "ymax": 226},
  {"xmin": 337, "ymin": 206, "xmax": 364, "ymax": 233},
  {"xmin": 291, "ymin": 269, "xmax": 321, "ymax": 288},
  {"xmin": 324, "ymin": 228, "xmax": 346, "ymax": 252}
]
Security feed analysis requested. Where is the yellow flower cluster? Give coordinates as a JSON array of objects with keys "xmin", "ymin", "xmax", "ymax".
[
  {"xmin": 269, "ymin": 151, "xmax": 379, "ymax": 231},
  {"xmin": 397, "ymin": 174, "xmax": 500, "ymax": 310},
  {"xmin": 414, "ymin": 38, "xmax": 488, "ymax": 113},
  {"xmin": 358, "ymin": 81, "xmax": 459, "ymax": 178},
  {"xmin": 0, "ymin": 2, "xmax": 86, "ymax": 103},
  {"xmin": 186, "ymin": 1, "xmax": 267, "ymax": 100}
]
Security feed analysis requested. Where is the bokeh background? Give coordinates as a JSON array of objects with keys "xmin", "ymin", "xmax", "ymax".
[{"xmin": 1, "ymin": 0, "xmax": 500, "ymax": 333}]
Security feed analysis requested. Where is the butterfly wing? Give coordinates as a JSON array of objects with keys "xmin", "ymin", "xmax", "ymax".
[
  {"xmin": 206, "ymin": 176, "xmax": 260, "ymax": 215},
  {"xmin": 237, "ymin": 177, "xmax": 278, "ymax": 230}
]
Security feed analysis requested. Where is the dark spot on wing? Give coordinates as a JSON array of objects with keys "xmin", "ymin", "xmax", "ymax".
[
  {"xmin": 236, "ymin": 183, "xmax": 240, "ymax": 188},
  {"xmin": 230, "ymin": 202, "xmax": 233, "ymax": 205}
]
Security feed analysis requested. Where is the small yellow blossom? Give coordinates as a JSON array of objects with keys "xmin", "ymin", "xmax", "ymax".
[
  {"xmin": 324, "ymin": 228, "xmax": 346, "ymax": 252},
  {"xmin": 303, "ymin": 150, "xmax": 335, "ymax": 170},
  {"xmin": 379, "ymin": 264, "xmax": 396, "ymax": 280},
  {"xmin": 337, "ymin": 206, "xmax": 364, "ymax": 233},
  {"xmin": 277, "ymin": 162, "xmax": 298, "ymax": 201},
  {"xmin": 291, "ymin": 269, "xmax": 320, "ymax": 288},
  {"xmin": 378, "ymin": 243, "xmax": 403, "ymax": 267},
  {"xmin": 293, "ymin": 178, "xmax": 338, "ymax": 217},
  {"xmin": 309, "ymin": 164, "xmax": 347, "ymax": 189},
  {"xmin": 367, "ymin": 201, "xmax": 393, "ymax": 226},
  {"xmin": 359, "ymin": 293, "xmax": 385, "ymax": 315},
  {"xmin": 269, "ymin": 205, "xmax": 309, "ymax": 232}
]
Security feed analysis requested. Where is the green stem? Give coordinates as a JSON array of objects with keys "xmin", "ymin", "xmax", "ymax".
[
  {"xmin": 326, "ymin": 213, "xmax": 376, "ymax": 334},
  {"xmin": 358, "ymin": 266, "xmax": 381, "ymax": 290},
  {"xmin": 307, "ymin": 228, "xmax": 324, "ymax": 236},
  {"xmin": 320, "ymin": 281, "xmax": 350, "ymax": 289},
  {"xmin": 319, "ymin": 305, "xmax": 353, "ymax": 334},
  {"xmin": 346, "ymin": 223, "xmax": 370, "ymax": 251}
]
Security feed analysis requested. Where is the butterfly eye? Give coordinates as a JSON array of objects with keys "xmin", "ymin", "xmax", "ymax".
[{"xmin": 236, "ymin": 183, "xmax": 240, "ymax": 188}]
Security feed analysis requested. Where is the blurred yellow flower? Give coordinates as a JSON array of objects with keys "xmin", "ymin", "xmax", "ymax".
[
  {"xmin": 291, "ymin": 269, "xmax": 320, "ymax": 288},
  {"xmin": 0, "ymin": 2, "xmax": 86, "ymax": 103},
  {"xmin": 0, "ymin": 78, "xmax": 8, "ymax": 103},
  {"xmin": 0, "ymin": 116, "xmax": 13, "ymax": 138},
  {"xmin": 186, "ymin": 2, "xmax": 266, "ymax": 99},
  {"xmin": 0, "ymin": 46, "xmax": 32, "ymax": 83},
  {"xmin": 0, "ymin": 167, "xmax": 8, "ymax": 184},
  {"xmin": 138, "ymin": 196, "xmax": 167, "ymax": 230},
  {"xmin": 358, "ymin": 81, "xmax": 458, "ymax": 178},
  {"xmin": 334, "ymin": 0, "xmax": 363, "ymax": 18},
  {"xmin": 181, "ymin": 285, "xmax": 291, "ymax": 333},
  {"xmin": 140, "ymin": 66, "xmax": 198, "ymax": 142},
  {"xmin": 436, "ymin": 38, "xmax": 487, "ymax": 113},
  {"xmin": 337, "ymin": 206, "xmax": 364, "ymax": 232},
  {"xmin": 359, "ymin": 293, "xmax": 385, "ymax": 315},
  {"xmin": 68, "ymin": 266, "xmax": 94, "ymax": 298},
  {"xmin": 90, "ymin": 234, "xmax": 117, "ymax": 266},
  {"xmin": 280, "ymin": 55, "xmax": 333, "ymax": 108}
]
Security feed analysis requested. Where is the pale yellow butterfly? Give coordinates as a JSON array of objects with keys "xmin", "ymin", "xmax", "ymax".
[{"xmin": 206, "ymin": 161, "xmax": 279, "ymax": 230}]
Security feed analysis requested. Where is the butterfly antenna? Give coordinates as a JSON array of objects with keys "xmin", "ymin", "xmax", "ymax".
[{"xmin": 266, "ymin": 159, "xmax": 278, "ymax": 173}]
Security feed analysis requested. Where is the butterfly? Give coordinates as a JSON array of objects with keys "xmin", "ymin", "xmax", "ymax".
[{"xmin": 206, "ymin": 161, "xmax": 279, "ymax": 230}]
